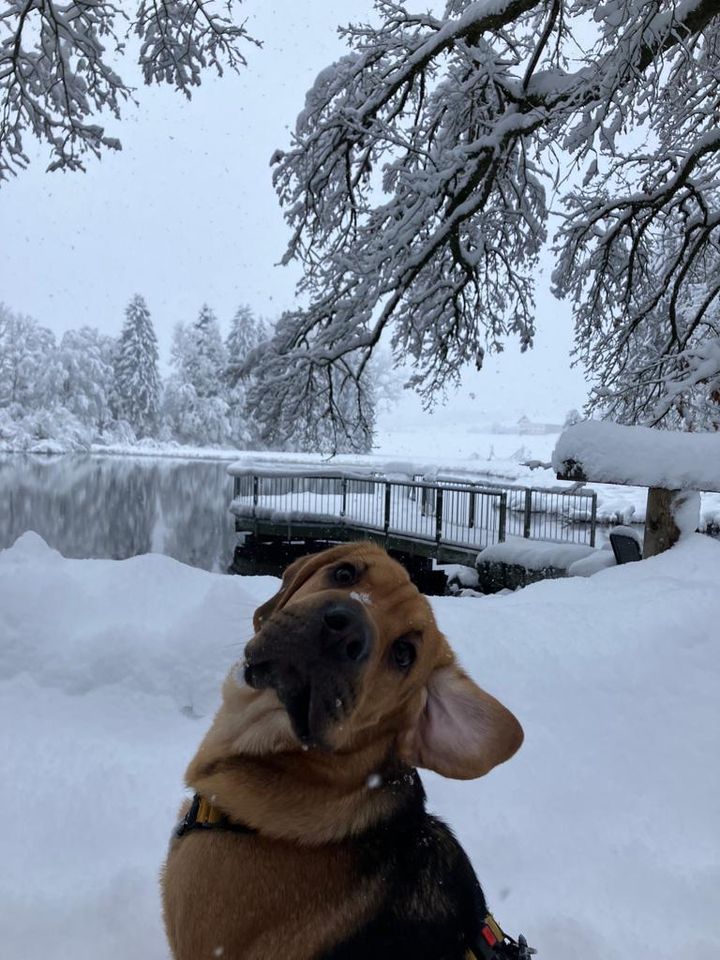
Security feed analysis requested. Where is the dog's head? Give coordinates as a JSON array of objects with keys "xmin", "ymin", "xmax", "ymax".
[{"xmin": 239, "ymin": 542, "xmax": 522, "ymax": 780}]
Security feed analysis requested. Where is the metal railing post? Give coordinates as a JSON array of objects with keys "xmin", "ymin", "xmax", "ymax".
[
  {"xmin": 498, "ymin": 492, "xmax": 507, "ymax": 542},
  {"xmin": 468, "ymin": 490, "xmax": 476, "ymax": 529},
  {"xmin": 523, "ymin": 488, "xmax": 533, "ymax": 539},
  {"xmin": 590, "ymin": 491, "xmax": 597, "ymax": 547},
  {"xmin": 340, "ymin": 477, "xmax": 347, "ymax": 518},
  {"xmin": 384, "ymin": 482, "xmax": 392, "ymax": 534},
  {"xmin": 435, "ymin": 487, "xmax": 444, "ymax": 542},
  {"xmin": 252, "ymin": 475, "xmax": 259, "ymax": 508}
]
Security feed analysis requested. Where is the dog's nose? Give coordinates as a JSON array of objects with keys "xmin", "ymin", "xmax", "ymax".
[{"xmin": 322, "ymin": 601, "xmax": 370, "ymax": 663}]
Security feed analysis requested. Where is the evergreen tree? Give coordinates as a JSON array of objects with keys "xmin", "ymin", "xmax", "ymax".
[
  {"xmin": 226, "ymin": 304, "xmax": 261, "ymax": 374},
  {"xmin": 225, "ymin": 304, "xmax": 269, "ymax": 447},
  {"xmin": 161, "ymin": 306, "xmax": 231, "ymax": 445},
  {"xmin": 113, "ymin": 295, "xmax": 161, "ymax": 437},
  {"xmin": 57, "ymin": 327, "xmax": 116, "ymax": 431},
  {"xmin": 184, "ymin": 304, "xmax": 227, "ymax": 399}
]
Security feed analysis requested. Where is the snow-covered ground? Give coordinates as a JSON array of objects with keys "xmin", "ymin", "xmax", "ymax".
[{"xmin": 1, "ymin": 531, "xmax": 718, "ymax": 959}]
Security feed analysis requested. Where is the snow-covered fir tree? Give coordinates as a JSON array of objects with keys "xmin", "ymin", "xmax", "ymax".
[
  {"xmin": 225, "ymin": 304, "xmax": 268, "ymax": 446},
  {"xmin": 57, "ymin": 327, "xmax": 116, "ymax": 432},
  {"xmin": 183, "ymin": 304, "xmax": 228, "ymax": 399},
  {"xmin": 162, "ymin": 306, "xmax": 231, "ymax": 445},
  {"xmin": 113, "ymin": 295, "xmax": 161, "ymax": 438},
  {"xmin": 226, "ymin": 304, "xmax": 264, "ymax": 372}
]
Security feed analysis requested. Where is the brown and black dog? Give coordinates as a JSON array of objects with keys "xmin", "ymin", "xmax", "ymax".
[{"xmin": 162, "ymin": 542, "xmax": 523, "ymax": 960}]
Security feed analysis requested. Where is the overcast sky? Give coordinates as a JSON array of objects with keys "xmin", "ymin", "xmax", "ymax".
[{"xmin": 0, "ymin": 0, "xmax": 588, "ymax": 427}]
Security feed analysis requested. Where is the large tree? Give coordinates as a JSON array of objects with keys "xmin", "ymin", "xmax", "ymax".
[
  {"xmin": 0, "ymin": 0, "xmax": 257, "ymax": 180},
  {"xmin": 266, "ymin": 0, "xmax": 720, "ymax": 438},
  {"xmin": 0, "ymin": 302, "xmax": 59, "ymax": 412},
  {"xmin": 57, "ymin": 326, "xmax": 116, "ymax": 431},
  {"xmin": 114, "ymin": 294, "xmax": 161, "ymax": 436},
  {"xmin": 162, "ymin": 305, "xmax": 232, "ymax": 445}
]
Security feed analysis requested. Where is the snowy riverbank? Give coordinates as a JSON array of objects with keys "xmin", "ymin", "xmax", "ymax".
[{"xmin": 1, "ymin": 531, "xmax": 718, "ymax": 959}]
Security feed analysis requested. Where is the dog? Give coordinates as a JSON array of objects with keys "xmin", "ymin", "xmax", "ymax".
[{"xmin": 162, "ymin": 541, "xmax": 524, "ymax": 960}]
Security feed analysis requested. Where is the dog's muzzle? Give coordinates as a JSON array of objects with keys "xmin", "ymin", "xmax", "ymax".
[{"xmin": 243, "ymin": 598, "xmax": 372, "ymax": 748}]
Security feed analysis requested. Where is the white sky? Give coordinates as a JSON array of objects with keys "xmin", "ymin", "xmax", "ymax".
[{"xmin": 0, "ymin": 1, "xmax": 588, "ymax": 427}]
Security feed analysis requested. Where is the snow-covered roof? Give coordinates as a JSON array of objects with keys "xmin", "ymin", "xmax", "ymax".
[{"xmin": 552, "ymin": 421, "xmax": 720, "ymax": 492}]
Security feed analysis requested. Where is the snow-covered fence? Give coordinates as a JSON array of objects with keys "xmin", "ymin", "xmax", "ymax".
[{"xmin": 229, "ymin": 467, "xmax": 598, "ymax": 558}]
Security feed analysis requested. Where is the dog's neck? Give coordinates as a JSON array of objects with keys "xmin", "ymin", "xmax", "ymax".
[{"xmin": 187, "ymin": 727, "xmax": 416, "ymax": 845}]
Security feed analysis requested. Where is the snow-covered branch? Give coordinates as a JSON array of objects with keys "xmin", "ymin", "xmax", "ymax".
[
  {"xmin": 265, "ymin": 0, "xmax": 720, "ymax": 443},
  {"xmin": 0, "ymin": 0, "xmax": 257, "ymax": 180}
]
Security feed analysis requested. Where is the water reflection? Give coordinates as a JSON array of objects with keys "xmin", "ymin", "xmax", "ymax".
[{"xmin": 0, "ymin": 454, "xmax": 236, "ymax": 572}]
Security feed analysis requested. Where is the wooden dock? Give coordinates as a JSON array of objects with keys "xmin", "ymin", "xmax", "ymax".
[{"xmin": 228, "ymin": 466, "xmax": 598, "ymax": 590}]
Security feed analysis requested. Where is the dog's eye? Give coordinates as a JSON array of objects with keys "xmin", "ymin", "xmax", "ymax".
[
  {"xmin": 391, "ymin": 639, "xmax": 416, "ymax": 671},
  {"xmin": 333, "ymin": 563, "xmax": 357, "ymax": 585}
]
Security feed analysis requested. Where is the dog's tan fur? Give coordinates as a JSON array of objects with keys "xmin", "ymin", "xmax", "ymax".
[{"xmin": 162, "ymin": 542, "xmax": 523, "ymax": 960}]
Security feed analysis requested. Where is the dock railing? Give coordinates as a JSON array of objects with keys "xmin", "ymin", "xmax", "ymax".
[{"xmin": 230, "ymin": 469, "xmax": 597, "ymax": 559}]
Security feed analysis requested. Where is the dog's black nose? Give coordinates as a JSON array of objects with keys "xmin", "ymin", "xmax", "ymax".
[
  {"xmin": 321, "ymin": 601, "xmax": 370, "ymax": 662},
  {"xmin": 323, "ymin": 604, "xmax": 352, "ymax": 632}
]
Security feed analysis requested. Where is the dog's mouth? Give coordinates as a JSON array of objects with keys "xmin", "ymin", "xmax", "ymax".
[
  {"xmin": 281, "ymin": 682, "xmax": 315, "ymax": 746},
  {"xmin": 244, "ymin": 660, "xmax": 357, "ymax": 749},
  {"xmin": 243, "ymin": 599, "xmax": 371, "ymax": 750}
]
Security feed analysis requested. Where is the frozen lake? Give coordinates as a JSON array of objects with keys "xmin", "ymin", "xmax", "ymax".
[{"xmin": 0, "ymin": 454, "xmax": 237, "ymax": 572}]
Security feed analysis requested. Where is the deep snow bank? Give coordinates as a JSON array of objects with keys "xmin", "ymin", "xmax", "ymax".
[{"xmin": 1, "ymin": 532, "xmax": 719, "ymax": 960}]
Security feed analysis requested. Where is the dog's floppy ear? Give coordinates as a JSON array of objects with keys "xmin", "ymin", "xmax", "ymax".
[
  {"xmin": 252, "ymin": 552, "xmax": 325, "ymax": 631},
  {"xmin": 400, "ymin": 663, "xmax": 523, "ymax": 780}
]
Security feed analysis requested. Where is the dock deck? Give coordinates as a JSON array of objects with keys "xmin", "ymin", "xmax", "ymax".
[{"xmin": 229, "ymin": 466, "xmax": 598, "ymax": 568}]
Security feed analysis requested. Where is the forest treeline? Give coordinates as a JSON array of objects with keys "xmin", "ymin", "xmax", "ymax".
[{"xmin": 0, "ymin": 297, "xmax": 377, "ymax": 453}]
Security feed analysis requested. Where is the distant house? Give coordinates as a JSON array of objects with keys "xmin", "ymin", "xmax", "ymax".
[
  {"xmin": 517, "ymin": 415, "xmax": 562, "ymax": 436},
  {"xmin": 489, "ymin": 416, "xmax": 563, "ymax": 436}
]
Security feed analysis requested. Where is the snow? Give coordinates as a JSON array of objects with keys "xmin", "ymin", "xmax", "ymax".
[
  {"xmin": 553, "ymin": 421, "xmax": 720, "ymax": 491},
  {"xmin": 673, "ymin": 490, "xmax": 702, "ymax": 538},
  {"xmin": 3, "ymin": 530, "xmax": 719, "ymax": 958},
  {"xmin": 478, "ymin": 537, "xmax": 596, "ymax": 571},
  {"xmin": 566, "ymin": 548, "xmax": 616, "ymax": 578}
]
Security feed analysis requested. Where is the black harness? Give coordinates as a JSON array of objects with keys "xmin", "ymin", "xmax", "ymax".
[
  {"xmin": 175, "ymin": 793, "xmax": 255, "ymax": 838},
  {"xmin": 175, "ymin": 794, "xmax": 536, "ymax": 960}
]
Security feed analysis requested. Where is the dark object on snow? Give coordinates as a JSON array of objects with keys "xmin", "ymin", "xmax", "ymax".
[{"xmin": 609, "ymin": 531, "xmax": 643, "ymax": 565}]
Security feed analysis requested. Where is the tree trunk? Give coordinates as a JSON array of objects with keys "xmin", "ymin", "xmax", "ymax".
[{"xmin": 643, "ymin": 487, "xmax": 680, "ymax": 557}]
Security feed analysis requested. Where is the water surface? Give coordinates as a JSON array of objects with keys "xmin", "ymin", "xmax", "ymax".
[{"xmin": 0, "ymin": 454, "xmax": 237, "ymax": 571}]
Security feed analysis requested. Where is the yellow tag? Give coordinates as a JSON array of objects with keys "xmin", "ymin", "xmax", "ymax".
[{"xmin": 484, "ymin": 914, "xmax": 505, "ymax": 942}]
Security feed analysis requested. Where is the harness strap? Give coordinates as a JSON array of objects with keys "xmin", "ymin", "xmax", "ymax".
[
  {"xmin": 175, "ymin": 793, "xmax": 255, "ymax": 838},
  {"xmin": 467, "ymin": 913, "xmax": 536, "ymax": 960}
]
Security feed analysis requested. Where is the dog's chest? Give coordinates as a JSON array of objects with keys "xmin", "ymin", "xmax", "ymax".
[{"xmin": 163, "ymin": 830, "xmax": 383, "ymax": 960}]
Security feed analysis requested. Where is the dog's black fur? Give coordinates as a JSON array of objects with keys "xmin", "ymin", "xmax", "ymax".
[{"xmin": 321, "ymin": 765, "xmax": 486, "ymax": 960}]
